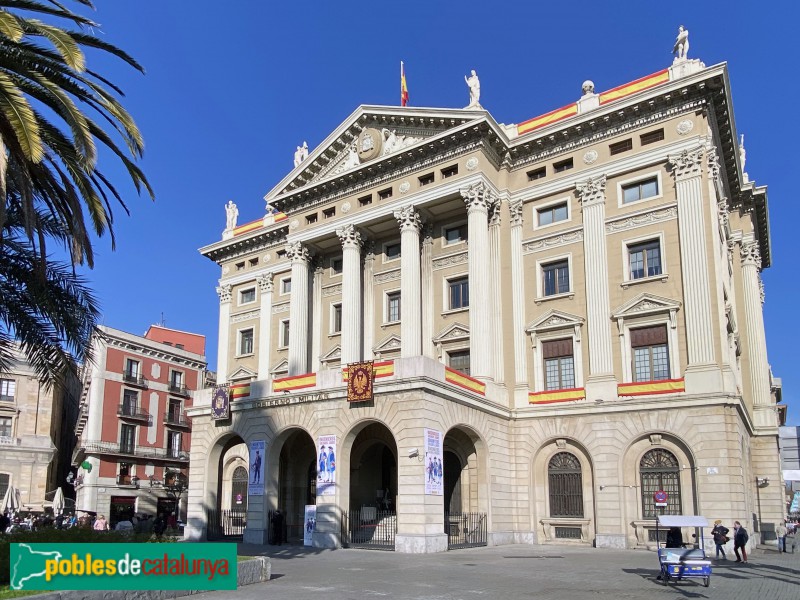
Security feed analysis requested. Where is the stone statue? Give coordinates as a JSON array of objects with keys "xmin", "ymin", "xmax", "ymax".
[
  {"xmin": 293, "ymin": 141, "xmax": 308, "ymax": 167},
  {"xmin": 739, "ymin": 134, "xmax": 746, "ymax": 172},
  {"xmin": 581, "ymin": 80, "xmax": 595, "ymax": 96},
  {"xmin": 225, "ymin": 200, "xmax": 238, "ymax": 231},
  {"xmin": 464, "ymin": 69, "xmax": 481, "ymax": 109},
  {"xmin": 672, "ymin": 25, "xmax": 689, "ymax": 61}
]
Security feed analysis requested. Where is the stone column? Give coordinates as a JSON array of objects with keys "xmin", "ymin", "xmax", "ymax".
[
  {"xmin": 461, "ymin": 182, "xmax": 496, "ymax": 380},
  {"xmin": 256, "ymin": 274, "xmax": 273, "ymax": 380},
  {"xmin": 576, "ymin": 176, "xmax": 616, "ymax": 398},
  {"xmin": 394, "ymin": 206, "xmax": 423, "ymax": 357},
  {"xmin": 509, "ymin": 200, "xmax": 528, "ymax": 403},
  {"xmin": 421, "ymin": 225, "xmax": 435, "ymax": 359},
  {"xmin": 286, "ymin": 242, "xmax": 311, "ymax": 375},
  {"xmin": 311, "ymin": 261, "xmax": 323, "ymax": 372},
  {"xmin": 740, "ymin": 241, "xmax": 774, "ymax": 428},
  {"xmin": 363, "ymin": 243, "xmax": 376, "ymax": 359},
  {"xmin": 337, "ymin": 224, "xmax": 363, "ymax": 364},
  {"xmin": 215, "ymin": 284, "xmax": 232, "ymax": 383},
  {"xmin": 668, "ymin": 146, "xmax": 718, "ymax": 390},
  {"xmin": 489, "ymin": 202, "xmax": 504, "ymax": 383}
]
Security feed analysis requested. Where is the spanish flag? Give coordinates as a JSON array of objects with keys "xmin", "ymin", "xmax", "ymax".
[{"xmin": 401, "ymin": 61, "xmax": 409, "ymax": 107}]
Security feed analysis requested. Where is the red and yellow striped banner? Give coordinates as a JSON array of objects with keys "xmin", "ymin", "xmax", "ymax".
[
  {"xmin": 272, "ymin": 372, "xmax": 317, "ymax": 393},
  {"xmin": 529, "ymin": 387, "xmax": 586, "ymax": 405},
  {"xmin": 517, "ymin": 103, "xmax": 578, "ymax": 135},
  {"xmin": 232, "ymin": 219, "xmax": 264, "ymax": 237},
  {"xmin": 599, "ymin": 69, "xmax": 669, "ymax": 105},
  {"xmin": 341, "ymin": 360, "xmax": 395, "ymax": 383},
  {"xmin": 445, "ymin": 367, "xmax": 486, "ymax": 396},
  {"xmin": 230, "ymin": 382, "xmax": 251, "ymax": 400},
  {"xmin": 617, "ymin": 378, "xmax": 685, "ymax": 397},
  {"xmin": 273, "ymin": 212, "xmax": 287, "ymax": 222}
]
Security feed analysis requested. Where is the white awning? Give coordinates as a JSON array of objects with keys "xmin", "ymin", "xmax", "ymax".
[
  {"xmin": 657, "ymin": 515, "xmax": 709, "ymax": 527},
  {"xmin": 782, "ymin": 470, "xmax": 800, "ymax": 482}
]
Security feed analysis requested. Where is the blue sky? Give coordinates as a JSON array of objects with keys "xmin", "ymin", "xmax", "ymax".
[{"xmin": 78, "ymin": 1, "xmax": 798, "ymax": 423}]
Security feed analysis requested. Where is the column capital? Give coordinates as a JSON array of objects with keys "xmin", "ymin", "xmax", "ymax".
[
  {"xmin": 336, "ymin": 223, "xmax": 364, "ymax": 249},
  {"xmin": 575, "ymin": 175, "xmax": 607, "ymax": 207},
  {"xmin": 285, "ymin": 241, "xmax": 310, "ymax": 264},
  {"xmin": 668, "ymin": 145, "xmax": 704, "ymax": 181},
  {"xmin": 707, "ymin": 144, "xmax": 721, "ymax": 181},
  {"xmin": 256, "ymin": 273, "xmax": 274, "ymax": 294},
  {"xmin": 717, "ymin": 199, "xmax": 730, "ymax": 231},
  {"xmin": 461, "ymin": 182, "xmax": 497, "ymax": 215},
  {"xmin": 364, "ymin": 240, "xmax": 376, "ymax": 261},
  {"xmin": 394, "ymin": 206, "xmax": 423, "ymax": 232},
  {"xmin": 740, "ymin": 240, "xmax": 762, "ymax": 269},
  {"xmin": 216, "ymin": 284, "xmax": 232, "ymax": 304},
  {"xmin": 509, "ymin": 199, "xmax": 524, "ymax": 227},
  {"xmin": 489, "ymin": 200, "xmax": 502, "ymax": 227},
  {"xmin": 422, "ymin": 223, "xmax": 434, "ymax": 247}
]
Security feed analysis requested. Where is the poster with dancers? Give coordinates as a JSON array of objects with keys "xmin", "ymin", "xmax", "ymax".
[
  {"xmin": 317, "ymin": 435, "xmax": 337, "ymax": 496},
  {"xmin": 248, "ymin": 440, "xmax": 265, "ymax": 496},
  {"xmin": 424, "ymin": 428, "xmax": 443, "ymax": 496},
  {"xmin": 303, "ymin": 505, "xmax": 317, "ymax": 546}
]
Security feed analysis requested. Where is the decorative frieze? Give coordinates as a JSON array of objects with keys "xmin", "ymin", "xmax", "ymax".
[
  {"xmin": 432, "ymin": 251, "xmax": 468, "ymax": 270},
  {"xmin": 322, "ymin": 283, "xmax": 342, "ymax": 297},
  {"xmin": 272, "ymin": 303, "xmax": 290, "ymax": 314},
  {"xmin": 374, "ymin": 269, "xmax": 401, "ymax": 283},
  {"xmin": 575, "ymin": 175, "xmax": 607, "ymax": 207},
  {"xmin": 231, "ymin": 310, "xmax": 260, "ymax": 324},
  {"xmin": 605, "ymin": 206, "xmax": 678, "ymax": 234},
  {"xmin": 668, "ymin": 145, "xmax": 704, "ymax": 181},
  {"xmin": 522, "ymin": 229, "xmax": 584, "ymax": 254}
]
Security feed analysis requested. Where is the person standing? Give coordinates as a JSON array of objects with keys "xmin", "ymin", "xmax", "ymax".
[
  {"xmin": 711, "ymin": 520, "xmax": 730, "ymax": 560},
  {"xmin": 776, "ymin": 521, "xmax": 788, "ymax": 553},
  {"xmin": 93, "ymin": 514, "xmax": 108, "ymax": 532},
  {"xmin": 733, "ymin": 521, "xmax": 749, "ymax": 563}
]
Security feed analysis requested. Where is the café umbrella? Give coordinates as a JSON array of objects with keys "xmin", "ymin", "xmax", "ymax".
[
  {"xmin": 2, "ymin": 486, "xmax": 21, "ymax": 517},
  {"xmin": 52, "ymin": 487, "xmax": 65, "ymax": 516}
]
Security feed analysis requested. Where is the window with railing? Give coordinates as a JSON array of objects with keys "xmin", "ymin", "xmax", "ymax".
[
  {"xmin": 120, "ymin": 424, "xmax": 136, "ymax": 454},
  {"xmin": 640, "ymin": 448, "xmax": 681, "ymax": 518},
  {"xmin": 124, "ymin": 359, "xmax": 140, "ymax": 380},
  {"xmin": 118, "ymin": 462, "xmax": 132, "ymax": 485},
  {"xmin": 121, "ymin": 389, "xmax": 138, "ymax": 416},
  {"xmin": 167, "ymin": 431, "xmax": 182, "ymax": 458},
  {"xmin": 167, "ymin": 399, "xmax": 182, "ymax": 424},
  {"xmin": 0, "ymin": 417, "xmax": 12, "ymax": 438},
  {"xmin": 548, "ymin": 452, "xmax": 584, "ymax": 517}
]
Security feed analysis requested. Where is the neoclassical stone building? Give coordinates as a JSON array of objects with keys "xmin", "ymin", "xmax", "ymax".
[{"xmin": 188, "ymin": 51, "xmax": 784, "ymax": 552}]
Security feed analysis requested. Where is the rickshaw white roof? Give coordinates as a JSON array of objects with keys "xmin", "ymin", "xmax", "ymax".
[{"xmin": 657, "ymin": 515, "xmax": 709, "ymax": 527}]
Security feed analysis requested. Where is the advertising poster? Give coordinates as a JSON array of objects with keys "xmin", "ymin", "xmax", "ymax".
[
  {"xmin": 317, "ymin": 435, "xmax": 337, "ymax": 496},
  {"xmin": 424, "ymin": 428, "xmax": 443, "ymax": 496},
  {"xmin": 303, "ymin": 505, "xmax": 317, "ymax": 546},
  {"xmin": 248, "ymin": 440, "xmax": 265, "ymax": 496}
]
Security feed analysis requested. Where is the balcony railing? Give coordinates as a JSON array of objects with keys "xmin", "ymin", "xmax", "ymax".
[
  {"xmin": 164, "ymin": 411, "xmax": 190, "ymax": 428},
  {"xmin": 80, "ymin": 440, "xmax": 189, "ymax": 462},
  {"xmin": 122, "ymin": 372, "xmax": 148, "ymax": 388},
  {"xmin": 168, "ymin": 382, "xmax": 190, "ymax": 396},
  {"xmin": 116, "ymin": 475, "xmax": 138, "ymax": 487},
  {"xmin": 117, "ymin": 403, "xmax": 153, "ymax": 425},
  {"xmin": 0, "ymin": 435, "xmax": 21, "ymax": 446}
]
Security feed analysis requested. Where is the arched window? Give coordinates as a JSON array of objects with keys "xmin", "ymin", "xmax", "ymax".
[
  {"xmin": 640, "ymin": 448, "xmax": 681, "ymax": 518},
  {"xmin": 231, "ymin": 466, "xmax": 248, "ymax": 510},
  {"xmin": 548, "ymin": 452, "xmax": 583, "ymax": 517}
]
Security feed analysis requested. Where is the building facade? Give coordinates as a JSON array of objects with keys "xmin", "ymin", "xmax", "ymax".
[
  {"xmin": 189, "ymin": 51, "xmax": 784, "ymax": 552},
  {"xmin": 0, "ymin": 345, "xmax": 80, "ymax": 512},
  {"xmin": 73, "ymin": 325, "xmax": 206, "ymax": 526}
]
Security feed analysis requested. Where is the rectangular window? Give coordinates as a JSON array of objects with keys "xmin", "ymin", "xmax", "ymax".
[
  {"xmin": 239, "ymin": 329, "xmax": 254, "ymax": 355},
  {"xmin": 120, "ymin": 424, "xmax": 136, "ymax": 454},
  {"xmin": 248, "ymin": 258, "xmax": 259, "ymax": 267},
  {"xmin": 168, "ymin": 399, "xmax": 182, "ymax": 422},
  {"xmin": 167, "ymin": 431, "xmax": 182, "ymax": 458},
  {"xmin": 0, "ymin": 379, "xmax": 15, "ymax": 402},
  {"xmin": 537, "ymin": 202, "xmax": 569, "ymax": 227},
  {"xmin": 622, "ymin": 177, "xmax": 659, "ymax": 204},
  {"xmin": 527, "ymin": 167, "xmax": 546, "ymax": 181},
  {"xmin": 323, "ymin": 207, "xmax": 336, "ymax": 219},
  {"xmin": 553, "ymin": 158, "xmax": 573, "ymax": 173},
  {"xmin": 385, "ymin": 242, "xmax": 401, "ymax": 261},
  {"xmin": 170, "ymin": 371, "xmax": 183, "ymax": 388},
  {"xmin": 448, "ymin": 350, "xmax": 471, "ymax": 376},
  {"xmin": 331, "ymin": 257, "xmax": 343, "ymax": 275},
  {"xmin": 236, "ymin": 262, "xmax": 245, "ymax": 271},
  {"xmin": 640, "ymin": 128, "xmax": 665, "ymax": 146},
  {"xmin": 281, "ymin": 278, "xmax": 292, "ymax": 294},
  {"xmin": 542, "ymin": 338, "xmax": 575, "ymax": 390},
  {"xmin": 628, "ymin": 240, "xmax": 662, "ymax": 280},
  {"xmin": 418, "ymin": 173, "xmax": 434, "ymax": 186},
  {"xmin": 378, "ymin": 188, "xmax": 393, "ymax": 200},
  {"xmin": 0, "ymin": 417, "xmax": 11, "ymax": 438},
  {"xmin": 444, "ymin": 224, "xmax": 467, "ymax": 245},
  {"xmin": 124, "ymin": 359, "xmax": 139, "ymax": 379},
  {"xmin": 240, "ymin": 287, "xmax": 256, "ymax": 304},
  {"xmin": 359, "ymin": 194, "xmax": 373, "ymax": 207},
  {"xmin": 305, "ymin": 213, "xmax": 318, "ymax": 225},
  {"xmin": 280, "ymin": 320, "xmax": 290, "ymax": 348},
  {"xmin": 542, "ymin": 260, "xmax": 570, "ymax": 296},
  {"xmin": 631, "ymin": 326, "xmax": 670, "ymax": 382},
  {"xmin": 609, "ymin": 139, "xmax": 633, "ymax": 155},
  {"xmin": 449, "ymin": 277, "xmax": 469, "ymax": 310},
  {"xmin": 332, "ymin": 304, "xmax": 342, "ymax": 334},
  {"xmin": 0, "ymin": 473, "xmax": 9, "ymax": 499},
  {"xmin": 441, "ymin": 165, "xmax": 458, "ymax": 179},
  {"xmin": 387, "ymin": 292, "xmax": 401, "ymax": 323},
  {"xmin": 122, "ymin": 389, "xmax": 138, "ymax": 415},
  {"xmin": 276, "ymin": 249, "xmax": 287, "ymax": 259},
  {"xmin": 118, "ymin": 462, "xmax": 132, "ymax": 485}
]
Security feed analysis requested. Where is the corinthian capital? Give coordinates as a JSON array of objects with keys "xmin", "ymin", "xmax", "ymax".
[
  {"xmin": 740, "ymin": 240, "xmax": 761, "ymax": 269},
  {"xmin": 216, "ymin": 284, "xmax": 232, "ymax": 304},
  {"xmin": 668, "ymin": 145, "xmax": 705, "ymax": 181},
  {"xmin": 256, "ymin": 273, "xmax": 274, "ymax": 294},
  {"xmin": 285, "ymin": 241, "xmax": 310, "ymax": 264},
  {"xmin": 575, "ymin": 175, "xmax": 607, "ymax": 207},
  {"xmin": 461, "ymin": 181, "xmax": 497, "ymax": 215},
  {"xmin": 393, "ymin": 206, "xmax": 422, "ymax": 232},
  {"xmin": 509, "ymin": 199, "xmax": 524, "ymax": 227},
  {"xmin": 336, "ymin": 223, "xmax": 363, "ymax": 249}
]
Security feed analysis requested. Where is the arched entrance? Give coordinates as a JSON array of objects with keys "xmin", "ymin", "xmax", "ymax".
[
  {"xmin": 205, "ymin": 433, "xmax": 248, "ymax": 540},
  {"xmin": 273, "ymin": 428, "xmax": 316, "ymax": 544},
  {"xmin": 443, "ymin": 426, "xmax": 487, "ymax": 548}
]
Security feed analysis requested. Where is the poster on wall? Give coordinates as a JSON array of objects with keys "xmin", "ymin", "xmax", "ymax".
[
  {"xmin": 303, "ymin": 505, "xmax": 317, "ymax": 546},
  {"xmin": 424, "ymin": 428, "xmax": 443, "ymax": 496},
  {"xmin": 317, "ymin": 435, "xmax": 337, "ymax": 496},
  {"xmin": 248, "ymin": 440, "xmax": 265, "ymax": 496}
]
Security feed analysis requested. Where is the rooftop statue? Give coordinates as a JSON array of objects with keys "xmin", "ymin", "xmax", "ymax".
[
  {"xmin": 294, "ymin": 141, "xmax": 308, "ymax": 167},
  {"xmin": 672, "ymin": 25, "xmax": 689, "ymax": 61},
  {"xmin": 464, "ymin": 69, "xmax": 481, "ymax": 109},
  {"xmin": 225, "ymin": 200, "xmax": 238, "ymax": 231},
  {"xmin": 581, "ymin": 80, "xmax": 595, "ymax": 96}
]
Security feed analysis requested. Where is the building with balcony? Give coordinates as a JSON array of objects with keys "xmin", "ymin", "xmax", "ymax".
[
  {"xmin": 73, "ymin": 325, "xmax": 206, "ymax": 526},
  {"xmin": 0, "ymin": 344, "xmax": 80, "ymax": 512},
  {"xmin": 188, "ymin": 48, "xmax": 784, "ymax": 552}
]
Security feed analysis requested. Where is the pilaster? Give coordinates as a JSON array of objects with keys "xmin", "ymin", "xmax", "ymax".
[
  {"xmin": 215, "ymin": 284, "xmax": 232, "ymax": 383},
  {"xmin": 286, "ymin": 241, "xmax": 311, "ymax": 375},
  {"xmin": 394, "ymin": 206, "xmax": 423, "ymax": 357},
  {"xmin": 509, "ymin": 199, "xmax": 528, "ymax": 405},
  {"xmin": 337, "ymin": 224, "xmax": 364, "ymax": 364},
  {"xmin": 311, "ymin": 261, "xmax": 323, "ymax": 372},
  {"xmin": 363, "ymin": 243, "xmax": 376, "ymax": 360},
  {"xmin": 256, "ymin": 274, "xmax": 273, "ymax": 380},
  {"xmin": 489, "ymin": 201, "xmax": 504, "ymax": 383},
  {"xmin": 421, "ymin": 225, "xmax": 435, "ymax": 359}
]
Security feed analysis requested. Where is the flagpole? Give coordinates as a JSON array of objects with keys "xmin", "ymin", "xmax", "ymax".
[{"xmin": 400, "ymin": 61, "xmax": 404, "ymax": 106}]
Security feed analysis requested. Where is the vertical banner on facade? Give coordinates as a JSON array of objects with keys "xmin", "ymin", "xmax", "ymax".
[
  {"xmin": 791, "ymin": 491, "xmax": 800, "ymax": 514},
  {"xmin": 424, "ymin": 428, "xmax": 443, "ymax": 496},
  {"xmin": 303, "ymin": 505, "xmax": 317, "ymax": 546},
  {"xmin": 248, "ymin": 440, "xmax": 265, "ymax": 496},
  {"xmin": 317, "ymin": 435, "xmax": 337, "ymax": 496}
]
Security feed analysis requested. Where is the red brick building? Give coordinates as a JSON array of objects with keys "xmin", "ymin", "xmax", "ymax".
[{"xmin": 73, "ymin": 325, "xmax": 206, "ymax": 526}]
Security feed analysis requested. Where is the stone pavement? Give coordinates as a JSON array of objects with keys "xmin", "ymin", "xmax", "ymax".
[{"xmin": 193, "ymin": 543, "xmax": 800, "ymax": 600}]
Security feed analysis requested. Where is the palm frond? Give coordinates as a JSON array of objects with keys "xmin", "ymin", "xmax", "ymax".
[{"xmin": 0, "ymin": 70, "xmax": 43, "ymax": 162}]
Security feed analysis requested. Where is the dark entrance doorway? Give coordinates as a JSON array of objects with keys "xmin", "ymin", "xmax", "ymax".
[
  {"xmin": 276, "ymin": 429, "xmax": 316, "ymax": 544},
  {"xmin": 443, "ymin": 427, "xmax": 487, "ymax": 549},
  {"xmin": 231, "ymin": 466, "xmax": 248, "ymax": 510},
  {"xmin": 207, "ymin": 434, "xmax": 248, "ymax": 541}
]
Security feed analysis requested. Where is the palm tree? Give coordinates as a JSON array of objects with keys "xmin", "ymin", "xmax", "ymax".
[{"xmin": 0, "ymin": 1, "xmax": 152, "ymax": 381}]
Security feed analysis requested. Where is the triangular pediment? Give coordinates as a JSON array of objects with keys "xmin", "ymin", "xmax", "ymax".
[
  {"xmin": 320, "ymin": 344, "xmax": 341, "ymax": 363},
  {"xmin": 612, "ymin": 293, "xmax": 682, "ymax": 319},
  {"xmin": 228, "ymin": 366, "xmax": 257, "ymax": 382},
  {"xmin": 432, "ymin": 322, "xmax": 470, "ymax": 344},
  {"xmin": 525, "ymin": 310, "xmax": 585, "ymax": 333},
  {"xmin": 264, "ymin": 106, "xmax": 488, "ymax": 203},
  {"xmin": 373, "ymin": 334, "xmax": 402, "ymax": 354},
  {"xmin": 270, "ymin": 359, "xmax": 289, "ymax": 375}
]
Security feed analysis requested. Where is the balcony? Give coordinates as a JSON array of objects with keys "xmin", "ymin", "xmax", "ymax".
[
  {"xmin": 0, "ymin": 435, "xmax": 21, "ymax": 446},
  {"xmin": 168, "ymin": 382, "xmax": 190, "ymax": 396},
  {"xmin": 79, "ymin": 440, "xmax": 189, "ymax": 462},
  {"xmin": 122, "ymin": 371, "xmax": 148, "ymax": 388},
  {"xmin": 117, "ymin": 403, "xmax": 153, "ymax": 425},
  {"xmin": 116, "ymin": 474, "xmax": 139, "ymax": 487},
  {"xmin": 164, "ymin": 411, "xmax": 191, "ymax": 428}
]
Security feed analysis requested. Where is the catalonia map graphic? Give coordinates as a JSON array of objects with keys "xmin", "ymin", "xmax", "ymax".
[{"xmin": 11, "ymin": 543, "xmax": 62, "ymax": 590}]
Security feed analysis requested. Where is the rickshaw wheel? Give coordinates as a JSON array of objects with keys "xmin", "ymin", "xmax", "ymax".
[
  {"xmin": 660, "ymin": 571, "xmax": 668, "ymax": 585},
  {"xmin": 703, "ymin": 576, "xmax": 710, "ymax": 588}
]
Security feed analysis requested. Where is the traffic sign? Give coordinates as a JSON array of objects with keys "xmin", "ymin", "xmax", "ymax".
[{"xmin": 654, "ymin": 490, "xmax": 668, "ymax": 507}]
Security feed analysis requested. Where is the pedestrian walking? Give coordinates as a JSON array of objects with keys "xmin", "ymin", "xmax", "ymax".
[
  {"xmin": 733, "ymin": 520, "xmax": 749, "ymax": 563},
  {"xmin": 777, "ymin": 521, "xmax": 788, "ymax": 553},
  {"xmin": 712, "ymin": 520, "xmax": 730, "ymax": 559}
]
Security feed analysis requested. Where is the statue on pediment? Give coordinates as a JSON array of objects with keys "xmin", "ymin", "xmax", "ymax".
[
  {"xmin": 464, "ymin": 69, "xmax": 481, "ymax": 109},
  {"xmin": 672, "ymin": 25, "xmax": 689, "ymax": 61},
  {"xmin": 381, "ymin": 128, "xmax": 422, "ymax": 155},
  {"xmin": 225, "ymin": 200, "xmax": 238, "ymax": 231},
  {"xmin": 294, "ymin": 141, "xmax": 308, "ymax": 167}
]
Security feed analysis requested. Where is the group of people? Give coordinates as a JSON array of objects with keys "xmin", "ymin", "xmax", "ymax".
[
  {"xmin": 776, "ymin": 520, "xmax": 799, "ymax": 554},
  {"xmin": 318, "ymin": 445, "xmax": 336, "ymax": 483},
  {"xmin": 90, "ymin": 512, "xmax": 177, "ymax": 537},
  {"xmin": 711, "ymin": 520, "xmax": 751, "ymax": 562},
  {"xmin": 0, "ymin": 511, "xmax": 81, "ymax": 533}
]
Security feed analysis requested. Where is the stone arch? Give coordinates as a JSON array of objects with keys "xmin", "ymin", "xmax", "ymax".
[
  {"xmin": 205, "ymin": 431, "xmax": 248, "ymax": 515},
  {"xmin": 443, "ymin": 424, "xmax": 489, "ymax": 515},
  {"xmin": 220, "ymin": 444, "xmax": 249, "ymax": 511},
  {"xmin": 341, "ymin": 418, "xmax": 399, "ymax": 514}
]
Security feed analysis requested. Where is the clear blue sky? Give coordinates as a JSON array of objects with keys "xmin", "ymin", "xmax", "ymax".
[{"xmin": 79, "ymin": 1, "xmax": 799, "ymax": 423}]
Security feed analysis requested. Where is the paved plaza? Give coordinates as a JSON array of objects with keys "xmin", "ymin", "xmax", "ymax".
[{"xmin": 197, "ymin": 543, "xmax": 800, "ymax": 600}]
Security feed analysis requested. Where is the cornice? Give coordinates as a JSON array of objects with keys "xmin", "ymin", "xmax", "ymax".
[
  {"xmin": 200, "ymin": 225, "xmax": 289, "ymax": 264},
  {"xmin": 103, "ymin": 335, "xmax": 206, "ymax": 370}
]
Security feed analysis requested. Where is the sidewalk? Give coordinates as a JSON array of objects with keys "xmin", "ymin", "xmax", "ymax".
[{"xmin": 194, "ymin": 542, "xmax": 800, "ymax": 600}]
